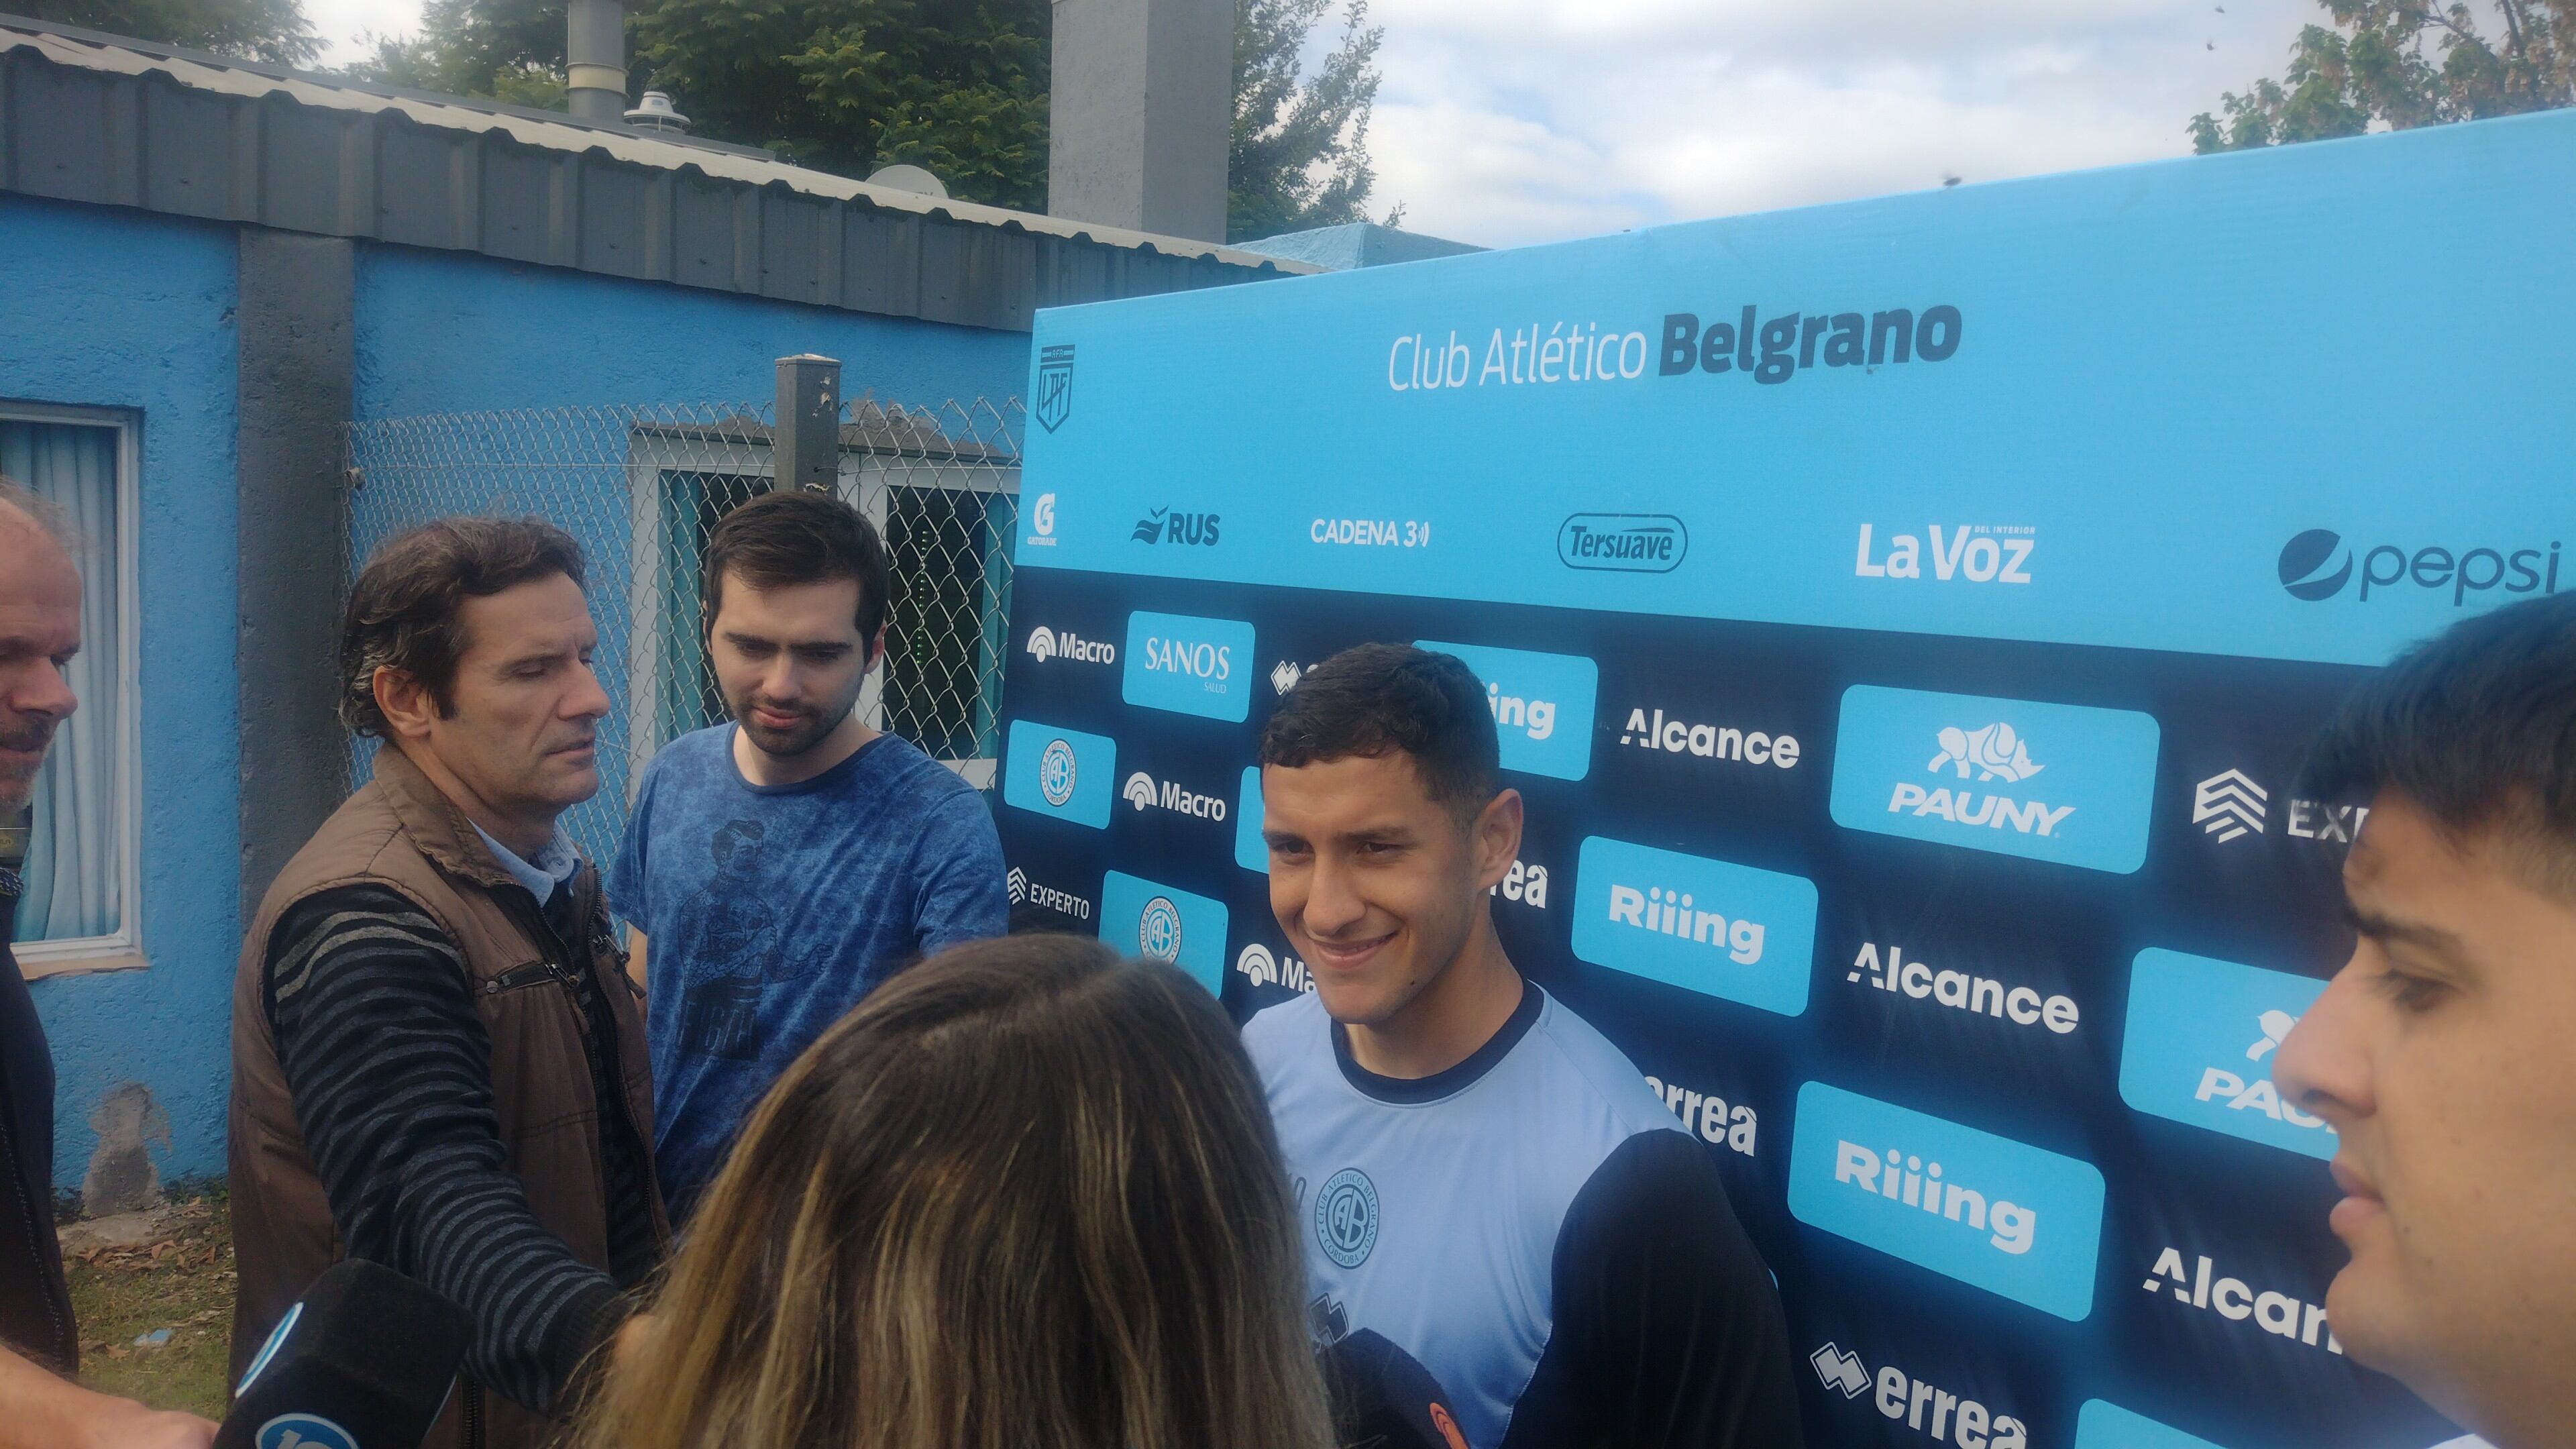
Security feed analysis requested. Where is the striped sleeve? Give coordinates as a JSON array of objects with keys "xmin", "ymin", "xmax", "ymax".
[{"xmin": 265, "ymin": 884, "xmax": 627, "ymax": 1418}]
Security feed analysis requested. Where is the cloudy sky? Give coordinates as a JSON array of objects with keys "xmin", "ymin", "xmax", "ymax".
[{"xmin": 307, "ymin": 0, "xmax": 2335, "ymax": 248}]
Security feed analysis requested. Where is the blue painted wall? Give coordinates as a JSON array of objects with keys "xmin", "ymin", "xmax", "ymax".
[
  {"xmin": 354, "ymin": 246, "xmax": 1032, "ymax": 417},
  {"xmin": 0, "ymin": 195, "xmax": 241, "ymax": 1192}
]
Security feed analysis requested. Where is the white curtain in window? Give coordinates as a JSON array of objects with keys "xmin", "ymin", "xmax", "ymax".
[{"xmin": 3, "ymin": 421, "xmax": 121, "ymax": 943}]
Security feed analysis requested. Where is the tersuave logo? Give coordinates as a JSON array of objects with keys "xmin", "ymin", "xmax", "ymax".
[
  {"xmin": 1788, "ymin": 1083, "xmax": 2106, "ymax": 1321},
  {"xmin": 1643, "ymin": 1073, "xmax": 1757, "ymax": 1155},
  {"xmin": 1571, "ymin": 836, "xmax": 1819, "ymax": 1017},
  {"xmin": 1808, "ymin": 1343, "xmax": 2031, "ymax": 1449},
  {"xmin": 1848, "ymin": 943, "xmax": 2080, "ymax": 1035},
  {"xmin": 1618, "ymin": 708, "xmax": 1801, "ymax": 769},
  {"xmin": 2119, "ymin": 949, "xmax": 2334, "ymax": 1160},
  {"xmin": 1854, "ymin": 524, "xmax": 2033, "ymax": 584},
  {"xmin": 1558, "ymin": 513, "xmax": 1687, "ymax": 573},
  {"xmin": 1002, "ymin": 721, "xmax": 1114, "ymax": 829},
  {"xmin": 1004, "ymin": 866, "xmax": 1093, "ymax": 921},
  {"xmin": 1417, "ymin": 640, "xmax": 1598, "ymax": 782},
  {"xmin": 2141, "ymin": 1246, "xmax": 2341, "ymax": 1355},
  {"xmin": 1831, "ymin": 686, "xmax": 2160, "ymax": 875},
  {"xmin": 2278, "ymin": 527, "xmax": 2563, "ymax": 605},
  {"xmin": 1123, "ymin": 612, "xmax": 1254, "ymax": 722},
  {"xmin": 1122, "ymin": 769, "xmax": 1228, "ymax": 821},
  {"xmin": 1024, "ymin": 626, "xmax": 1115, "ymax": 665},
  {"xmin": 1132, "ymin": 507, "xmax": 1221, "ymax": 546},
  {"xmin": 1098, "ymin": 871, "xmax": 1227, "ymax": 995},
  {"xmin": 1236, "ymin": 942, "xmax": 1313, "ymax": 994}
]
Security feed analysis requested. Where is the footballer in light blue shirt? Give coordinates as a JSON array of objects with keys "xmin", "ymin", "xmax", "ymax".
[{"xmin": 1242, "ymin": 643, "xmax": 1801, "ymax": 1449}]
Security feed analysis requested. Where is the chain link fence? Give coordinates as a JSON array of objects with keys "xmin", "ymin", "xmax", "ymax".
[{"xmin": 345, "ymin": 396, "xmax": 1024, "ymax": 867}]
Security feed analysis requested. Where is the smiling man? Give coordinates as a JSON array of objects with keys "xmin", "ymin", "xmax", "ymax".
[
  {"xmin": 229, "ymin": 519, "xmax": 665, "ymax": 1449},
  {"xmin": 610, "ymin": 488, "xmax": 1004, "ymax": 1221},
  {"xmin": 1242, "ymin": 643, "xmax": 1801, "ymax": 1449},
  {"xmin": 2275, "ymin": 592, "xmax": 2576, "ymax": 1449}
]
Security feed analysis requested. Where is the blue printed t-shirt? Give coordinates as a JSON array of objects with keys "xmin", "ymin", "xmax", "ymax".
[{"xmin": 609, "ymin": 724, "xmax": 1008, "ymax": 1218}]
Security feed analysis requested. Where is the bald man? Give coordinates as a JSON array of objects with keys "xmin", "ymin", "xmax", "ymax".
[{"xmin": 0, "ymin": 482, "xmax": 215, "ymax": 1448}]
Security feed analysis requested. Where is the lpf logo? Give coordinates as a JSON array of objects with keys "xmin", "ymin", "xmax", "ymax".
[
  {"xmin": 1036, "ymin": 343, "xmax": 1074, "ymax": 432},
  {"xmin": 1313, "ymin": 1167, "xmax": 1379, "ymax": 1269}
]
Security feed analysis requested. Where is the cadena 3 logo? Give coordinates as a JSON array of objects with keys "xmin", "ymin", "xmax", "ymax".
[{"xmin": 2278, "ymin": 527, "xmax": 2562, "ymax": 605}]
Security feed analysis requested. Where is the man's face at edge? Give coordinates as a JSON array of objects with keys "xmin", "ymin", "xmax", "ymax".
[{"xmin": 0, "ymin": 512, "xmax": 80, "ymax": 818}]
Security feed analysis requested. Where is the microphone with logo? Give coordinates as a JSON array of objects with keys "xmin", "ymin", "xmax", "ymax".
[
  {"xmin": 215, "ymin": 1260, "xmax": 473, "ymax": 1449},
  {"xmin": 1320, "ymin": 1328, "xmax": 1472, "ymax": 1449}
]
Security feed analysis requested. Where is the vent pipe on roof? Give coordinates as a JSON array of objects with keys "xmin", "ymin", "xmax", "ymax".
[
  {"xmin": 1047, "ymin": 0, "xmax": 1231, "ymax": 241},
  {"xmin": 566, "ymin": 0, "xmax": 627, "ymax": 125}
]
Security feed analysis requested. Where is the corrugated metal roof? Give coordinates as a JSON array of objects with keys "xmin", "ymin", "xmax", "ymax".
[{"xmin": 0, "ymin": 15, "xmax": 1320, "ymax": 331}]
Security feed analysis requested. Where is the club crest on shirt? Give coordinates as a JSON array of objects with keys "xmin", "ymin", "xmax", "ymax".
[{"xmin": 1315, "ymin": 1167, "xmax": 1381, "ymax": 1269}]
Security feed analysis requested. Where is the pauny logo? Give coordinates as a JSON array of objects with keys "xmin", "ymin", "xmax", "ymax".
[
  {"xmin": 1888, "ymin": 724, "xmax": 2069, "ymax": 836},
  {"xmin": 1036, "ymin": 343, "xmax": 1074, "ymax": 433},
  {"xmin": 2118, "ymin": 949, "xmax": 2333, "ymax": 1159},
  {"xmin": 1812, "ymin": 1343, "xmax": 1870, "ymax": 1399},
  {"xmin": 1929, "ymin": 723, "xmax": 2041, "ymax": 783},
  {"xmin": 1131, "ymin": 507, "xmax": 1222, "ymax": 545},
  {"xmin": 1038, "ymin": 739, "xmax": 1078, "ymax": 807},
  {"xmin": 2192, "ymin": 769, "xmax": 2267, "ymax": 841},
  {"xmin": 2278, "ymin": 527, "xmax": 2563, "ymax": 604},
  {"xmin": 1136, "ymin": 895, "xmax": 1184, "ymax": 962},
  {"xmin": 1558, "ymin": 513, "xmax": 1688, "ymax": 573},
  {"xmin": 1314, "ymin": 1167, "xmax": 1380, "ymax": 1269}
]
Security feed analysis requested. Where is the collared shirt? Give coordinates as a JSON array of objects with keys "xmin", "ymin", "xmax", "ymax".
[{"xmin": 470, "ymin": 824, "xmax": 581, "ymax": 905}]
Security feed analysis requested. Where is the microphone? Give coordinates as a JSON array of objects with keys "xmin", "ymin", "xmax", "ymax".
[
  {"xmin": 215, "ymin": 1259, "xmax": 473, "ymax": 1449},
  {"xmin": 1320, "ymin": 1328, "xmax": 1470, "ymax": 1449}
]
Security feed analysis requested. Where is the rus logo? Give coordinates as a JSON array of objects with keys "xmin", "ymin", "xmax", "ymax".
[{"xmin": 1132, "ymin": 507, "xmax": 1222, "ymax": 546}]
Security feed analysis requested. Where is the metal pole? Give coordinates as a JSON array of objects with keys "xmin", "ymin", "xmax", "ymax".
[
  {"xmin": 774, "ymin": 354, "xmax": 842, "ymax": 492},
  {"xmin": 565, "ymin": 0, "xmax": 629, "ymax": 125}
]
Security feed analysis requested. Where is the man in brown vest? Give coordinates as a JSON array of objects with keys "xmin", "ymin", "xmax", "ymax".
[{"xmin": 230, "ymin": 518, "xmax": 666, "ymax": 1449}]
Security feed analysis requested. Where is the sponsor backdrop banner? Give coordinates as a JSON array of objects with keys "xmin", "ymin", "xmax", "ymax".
[{"xmin": 995, "ymin": 110, "xmax": 2576, "ymax": 1449}]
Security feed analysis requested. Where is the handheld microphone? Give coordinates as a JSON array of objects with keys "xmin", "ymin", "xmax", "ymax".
[
  {"xmin": 1320, "ymin": 1328, "xmax": 1470, "ymax": 1449},
  {"xmin": 215, "ymin": 1259, "xmax": 473, "ymax": 1449}
]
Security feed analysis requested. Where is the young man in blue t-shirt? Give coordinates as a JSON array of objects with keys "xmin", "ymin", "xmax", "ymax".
[
  {"xmin": 1244, "ymin": 643, "xmax": 1801, "ymax": 1449},
  {"xmin": 610, "ymin": 489, "xmax": 1006, "ymax": 1220}
]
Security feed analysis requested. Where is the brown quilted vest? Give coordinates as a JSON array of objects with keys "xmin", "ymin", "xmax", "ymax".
[{"xmin": 227, "ymin": 745, "xmax": 666, "ymax": 1449}]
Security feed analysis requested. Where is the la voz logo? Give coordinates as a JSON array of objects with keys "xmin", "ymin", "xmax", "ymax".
[
  {"xmin": 2119, "ymin": 949, "xmax": 2333, "ymax": 1160},
  {"xmin": 1001, "ymin": 720, "xmax": 1116, "ymax": 828},
  {"xmin": 1122, "ymin": 611, "xmax": 1254, "ymax": 722},
  {"xmin": 1787, "ymin": 1082, "xmax": 2106, "ymax": 1322},
  {"xmin": 1097, "ymin": 871, "xmax": 1228, "ymax": 995},
  {"xmin": 1415, "ymin": 639, "xmax": 1598, "ymax": 781},
  {"xmin": 1570, "ymin": 836, "xmax": 1819, "ymax": 1017},
  {"xmin": 1829, "ymin": 685, "xmax": 2161, "ymax": 874}
]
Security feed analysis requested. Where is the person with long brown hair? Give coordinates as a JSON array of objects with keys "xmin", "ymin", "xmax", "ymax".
[{"xmin": 577, "ymin": 934, "xmax": 1338, "ymax": 1449}]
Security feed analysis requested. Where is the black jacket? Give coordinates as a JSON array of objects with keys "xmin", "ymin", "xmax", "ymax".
[{"xmin": 0, "ymin": 867, "xmax": 76, "ymax": 1372}]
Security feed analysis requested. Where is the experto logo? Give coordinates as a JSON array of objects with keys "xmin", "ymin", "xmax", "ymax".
[
  {"xmin": 2278, "ymin": 527, "xmax": 2562, "ymax": 605},
  {"xmin": 1559, "ymin": 514, "xmax": 1687, "ymax": 573}
]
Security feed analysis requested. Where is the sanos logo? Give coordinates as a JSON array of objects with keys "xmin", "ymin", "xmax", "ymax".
[
  {"xmin": 1024, "ymin": 625, "xmax": 1115, "ymax": 666},
  {"xmin": 1122, "ymin": 612, "xmax": 1254, "ymax": 722},
  {"xmin": 2119, "ymin": 949, "xmax": 2334, "ymax": 1161},
  {"xmin": 2073, "ymin": 1400, "xmax": 2228, "ymax": 1449},
  {"xmin": 1122, "ymin": 768, "xmax": 1228, "ymax": 822},
  {"xmin": 1788, "ymin": 1082, "xmax": 2106, "ymax": 1322},
  {"xmin": 1002, "ymin": 720, "xmax": 1115, "ymax": 828},
  {"xmin": 1830, "ymin": 686, "xmax": 2160, "ymax": 874},
  {"xmin": 1558, "ymin": 514, "xmax": 1688, "ymax": 574},
  {"xmin": 1416, "ymin": 640, "xmax": 1597, "ymax": 781},
  {"xmin": 1097, "ymin": 871, "xmax": 1228, "ymax": 994},
  {"xmin": 1570, "ymin": 836, "xmax": 1819, "ymax": 1017},
  {"xmin": 1236, "ymin": 941, "xmax": 1313, "ymax": 994},
  {"xmin": 2279, "ymin": 527, "xmax": 2561, "ymax": 606},
  {"xmin": 1809, "ymin": 1342, "xmax": 2032, "ymax": 1449}
]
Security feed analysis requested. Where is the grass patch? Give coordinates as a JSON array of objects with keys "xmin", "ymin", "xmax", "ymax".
[{"xmin": 64, "ymin": 1191, "xmax": 234, "ymax": 1420}]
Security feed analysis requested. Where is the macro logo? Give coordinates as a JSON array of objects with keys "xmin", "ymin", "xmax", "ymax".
[
  {"xmin": 1570, "ymin": 836, "xmax": 1819, "ymax": 1017},
  {"xmin": 1829, "ymin": 686, "xmax": 2160, "ymax": 874},
  {"xmin": 2072, "ymin": 1400, "xmax": 2228, "ymax": 1449},
  {"xmin": 1023, "ymin": 491, "xmax": 1058, "ymax": 549},
  {"xmin": 1788, "ymin": 1082, "xmax": 2106, "ymax": 1322},
  {"xmin": 1024, "ymin": 625, "xmax": 1114, "ymax": 666},
  {"xmin": 1132, "ymin": 506, "xmax": 1222, "ymax": 546},
  {"xmin": 1314, "ymin": 1167, "xmax": 1381, "ymax": 1269},
  {"xmin": 2277, "ymin": 527, "xmax": 2563, "ymax": 605},
  {"xmin": 1001, "ymin": 720, "xmax": 1114, "ymax": 828},
  {"xmin": 2119, "ymin": 949, "xmax": 2334, "ymax": 1160},
  {"xmin": 1097, "ymin": 871, "xmax": 1228, "ymax": 994},
  {"xmin": 1236, "ymin": 941, "xmax": 1312, "ymax": 994},
  {"xmin": 1122, "ymin": 611, "xmax": 1254, "ymax": 721},
  {"xmin": 1558, "ymin": 513, "xmax": 1687, "ymax": 574},
  {"xmin": 1122, "ymin": 768, "xmax": 1228, "ymax": 822},
  {"xmin": 1416, "ymin": 639, "xmax": 1598, "ymax": 780}
]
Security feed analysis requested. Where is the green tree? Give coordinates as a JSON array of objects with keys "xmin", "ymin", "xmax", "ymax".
[
  {"xmin": 1228, "ymin": 0, "xmax": 1387, "ymax": 241},
  {"xmin": 346, "ymin": 0, "xmax": 568, "ymax": 108},
  {"xmin": 23, "ymin": 0, "xmax": 318, "ymax": 64},
  {"xmin": 2190, "ymin": 1, "xmax": 2575, "ymax": 152}
]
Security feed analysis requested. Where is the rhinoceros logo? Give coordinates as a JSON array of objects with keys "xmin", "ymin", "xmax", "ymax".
[{"xmin": 1928, "ymin": 722, "xmax": 2043, "ymax": 784}]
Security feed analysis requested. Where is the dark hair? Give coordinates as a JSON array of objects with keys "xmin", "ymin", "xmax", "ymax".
[
  {"xmin": 701, "ymin": 488, "xmax": 890, "ymax": 645},
  {"xmin": 1258, "ymin": 643, "xmax": 1500, "ymax": 818},
  {"xmin": 339, "ymin": 517, "xmax": 584, "ymax": 738},
  {"xmin": 2302, "ymin": 591, "xmax": 2576, "ymax": 894}
]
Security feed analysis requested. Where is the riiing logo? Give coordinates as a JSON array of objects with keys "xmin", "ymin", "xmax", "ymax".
[
  {"xmin": 1854, "ymin": 523, "xmax": 2033, "ymax": 584},
  {"xmin": 1235, "ymin": 942, "xmax": 1312, "ymax": 994},
  {"xmin": 1572, "ymin": 836, "xmax": 1819, "ymax": 1017},
  {"xmin": 1121, "ymin": 769, "xmax": 1228, "ymax": 821},
  {"xmin": 1002, "ymin": 720, "xmax": 1114, "ymax": 828},
  {"xmin": 2141, "ymin": 1246, "xmax": 2341, "ymax": 1354},
  {"xmin": 1097, "ymin": 872, "xmax": 1227, "ymax": 994},
  {"xmin": 2119, "ymin": 949, "xmax": 2334, "ymax": 1160},
  {"xmin": 1024, "ymin": 625, "xmax": 1115, "ymax": 665},
  {"xmin": 1618, "ymin": 708, "xmax": 1801, "ymax": 770},
  {"xmin": 1809, "ymin": 1344, "xmax": 2033, "ymax": 1449},
  {"xmin": 1006, "ymin": 866, "xmax": 1092, "ymax": 921},
  {"xmin": 2278, "ymin": 527, "xmax": 2562, "ymax": 606},
  {"xmin": 1419, "ymin": 640, "xmax": 1598, "ymax": 782},
  {"xmin": 1558, "ymin": 513, "xmax": 1687, "ymax": 573},
  {"xmin": 1831, "ymin": 686, "xmax": 2160, "ymax": 875},
  {"xmin": 2191, "ymin": 769, "xmax": 2266, "ymax": 842},
  {"xmin": 1132, "ymin": 506, "xmax": 1221, "ymax": 546},
  {"xmin": 1788, "ymin": 1082, "xmax": 2105, "ymax": 1321},
  {"xmin": 1643, "ymin": 1073, "xmax": 1757, "ymax": 1156},
  {"xmin": 1847, "ymin": 943, "xmax": 2080, "ymax": 1036},
  {"xmin": 1489, "ymin": 857, "xmax": 1549, "ymax": 910}
]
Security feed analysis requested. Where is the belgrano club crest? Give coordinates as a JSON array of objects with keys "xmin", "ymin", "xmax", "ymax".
[{"xmin": 1036, "ymin": 343, "xmax": 1075, "ymax": 432}]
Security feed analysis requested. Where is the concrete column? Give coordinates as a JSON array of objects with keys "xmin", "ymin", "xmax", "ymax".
[
  {"xmin": 774, "ymin": 355, "xmax": 841, "ymax": 492},
  {"xmin": 236, "ymin": 230, "xmax": 356, "ymax": 916},
  {"xmin": 566, "ymin": 0, "xmax": 629, "ymax": 125},
  {"xmin": 1047, "ymin": 0, "xmax": 1233, "ymax": 242}
]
